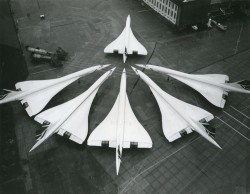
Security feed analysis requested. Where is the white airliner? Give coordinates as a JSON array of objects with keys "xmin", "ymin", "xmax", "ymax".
[
  {"xmin": 136, "ymin": 64, "xmax": 250, "ymax": 108},
  {"xmin": 29, "ymin": 68, "xmax": 115, "ymax": 152},
  {"xmin": 88, "ymin": 69, "xmax": 152, "ymax": 175},
  {"xmin": 0, "ymin": 65, "xmax": 110, "ymax": 116},
  {"xmin": 132, "ymin": 67, "xmax": 221, "ymax": 149},
  {"xmin": 104, "ymin": 15, "xmax": 147, "ymax": 63}
]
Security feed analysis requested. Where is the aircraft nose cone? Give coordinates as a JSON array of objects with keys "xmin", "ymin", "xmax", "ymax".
[
  {"xmin": 136, "ymin": 64, "xmax": 147, "ymax": 69},
  {"xmin": 110, "ymin": 67, "xmax": 116, "ymax": 73},
  {"xmin": 99, "ymin": 64, "xmax": 111, "ymax": 70},
  {"xmin": 131, "ymin": 66, "xmax": 138, "ymax": 75}
]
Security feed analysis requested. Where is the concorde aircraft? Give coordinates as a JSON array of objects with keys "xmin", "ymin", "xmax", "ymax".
[
  {"xmin": 132, "ymin": 67, "xmax": 221, "ymax": 149},
  {"xmin": 29, "ymin": 68, "xmax": 115, "ymax": 151},
  {"xmin": 136, "ymin": 64, "xmax": 250, "ymax": 108},
  {"xmin": 104, "ymin": 15, "xmax": 147, "ymax": 63},
  {"xmin": 88, "ymin": 69, "xmax": 152, "ymax": 175},
  {"xmin": 0, "ymin": 65, "xmax": 110, "ymax": 116}
]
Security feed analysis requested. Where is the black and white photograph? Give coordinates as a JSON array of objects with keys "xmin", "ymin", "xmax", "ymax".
[{"xmin": 1, "ymin": 0, "xmax": 250, "ymax": 193}]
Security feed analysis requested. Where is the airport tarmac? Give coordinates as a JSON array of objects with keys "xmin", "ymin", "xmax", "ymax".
[{"xmin": 3, "ymin": 0, "xmax": 250, "ymax": 193}]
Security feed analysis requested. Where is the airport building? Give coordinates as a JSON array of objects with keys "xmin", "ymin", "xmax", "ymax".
[
  {"xmin": 142, "ymin": 0, "xmax": 211, "ymax": 28},
  {"xmin": 141, "ymin": 0, "xmax": 249, "ymax": 28}
]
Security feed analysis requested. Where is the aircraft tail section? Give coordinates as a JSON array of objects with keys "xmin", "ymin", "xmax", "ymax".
[
  {"xmin": 30, "ymin": 122, "xmax": 59, "ymax": 152},
  {"xmin": 0, "ymin": 90, "xmax": 18, "ymax": 103},
  {"xmin": 190, "ymin": 119, "xmax": 222, "ymax": 149},
  {"xmin": 225, "ymin": 80, "xmax": 250, "ymax": 93}
]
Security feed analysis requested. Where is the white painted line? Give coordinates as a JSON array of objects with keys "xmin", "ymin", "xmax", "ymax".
[
  {"xmin": 120, "ymin": 136, "xmax": 201, "ymax": 193},
  {"xmin": 214, "ymin": 105, "xmax": 250, "ymax": 128},
  {"xmin": 179, "ymin": 129, "xmax": 236, "ymax": 194},
  {"xmin": 230, "ymin": 105, "xmax": 250, "ymax": 120},
  {"xmin": 216, "ymin": 116, "xmax": 250, "ymax": 142},
  {"xmin": 223, "ymin": 111, "xmax": 250, "ymax": 130}
]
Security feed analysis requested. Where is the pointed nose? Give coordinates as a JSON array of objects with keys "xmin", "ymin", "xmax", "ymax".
[
  {"xmin": 131, "ymin": 66, "xmax": 138, "ymax": 75},
  {"xmin": 98, "ymin": 64, "xmax": 111, "ymax": 70},
  {"xmin": 136, "ymin": 64, "xmax": 148, "ymax": 69},
  {"xmin": 110, "ymin": 67, "xmax": 116, "ymax": 73}
]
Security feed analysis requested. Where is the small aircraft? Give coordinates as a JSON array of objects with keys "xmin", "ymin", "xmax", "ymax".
[
  {"xmin": 29, "ymin": 68, "xmax": 115, "ymax": 152},
  {"xmin": 88, "ymin": 69, "xmax": 152, "ymax": 175},
  {"xmin": 104, "ymin": 15, "xmax": 147, "ymax": 63},
  {"xmin": 0, "ymin": 65, "xmax": 110, "ymax": 116},
  {"xmin": 136, "ymin": 64, "xmax": 250, "ymax": 108},
  {"xmin": 132, "ymin": 67, "xmax": 221, "ymax": 149}
]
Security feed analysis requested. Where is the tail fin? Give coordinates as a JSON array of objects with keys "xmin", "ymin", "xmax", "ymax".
[
  {"xmin": 30, "ymin": 123, "xmax": 58, "ymax": 152},
  {"xmin": 225, "ymin": 80, "xmax": 250, "ymax": 92}
]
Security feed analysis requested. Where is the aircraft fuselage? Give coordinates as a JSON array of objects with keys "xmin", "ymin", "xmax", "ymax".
[
  {"xmin": 143, "ymin": 65, "xmax": 250, "ymax": 93},
  {"xmin": 123, "ymin": 15, "xmax": 131, "ymax": 63},
  {"xmin": 0, "ymin": 65, "xmax": 109, "ymax": 104},
  {"xmin": 115, "ymin": 70, "xmax": 126, "ymax": 175}
]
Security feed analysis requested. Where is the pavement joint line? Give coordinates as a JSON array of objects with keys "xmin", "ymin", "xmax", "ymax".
[
  {"xmin": 222, "ymin": 110, "xmax": 250, "ymax": 130},
  {"xmin": 31, "ymin": 68, "xmax": 57, "ymax": 75},
  {"xmin": 190, "ymin": 46, "xmax": 250, "ymax": 74},
  {"xmin": 230, "ymin": 105, "xmax": 250, "ymax": 120},
  {"xmin": 119, "ymin": 135, "xmax": 166, "ymax": 188},
  {"xmin": 66, "ymin": 64, "xmax": 91, "ymax": 69},
  {"xmin": 215, "ymin": 116, "xmax": 250, "ymax": 142},
  {"xmin": 128, "ymin": 41, "xmax": 157, "ymax": 96},
  {"xmin": 177, "ymin": 130, "xmax": 236, "ymax": 194},
  {"xmin": 51, "ymin": 20, "xmax": 83, "ymax": 28},
  {"xmin": 120, "ymin": 136, "xmax": 201, "ymax": 193},
  {"xmin": 234, "ymin": 23, "xmax": 244, "ymax": 54}
]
